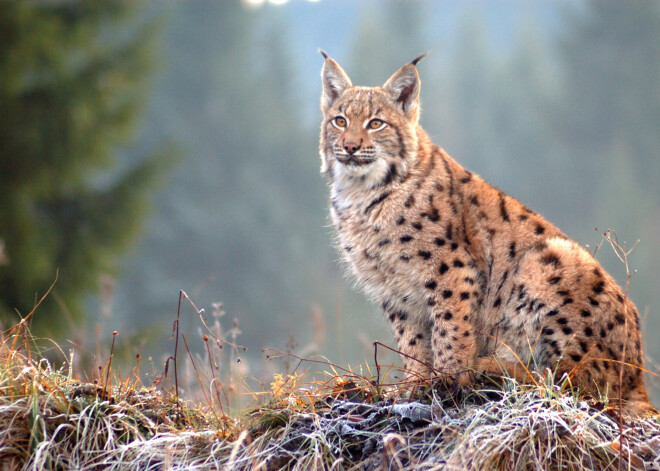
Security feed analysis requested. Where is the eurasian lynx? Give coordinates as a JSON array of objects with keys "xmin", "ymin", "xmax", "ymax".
[{"xmin": 318, "ymin": 51, "xmax": 653, "ymax": 415}]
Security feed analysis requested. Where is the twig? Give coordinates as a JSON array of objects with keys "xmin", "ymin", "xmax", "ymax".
[
  {"xmin": 182, "ymin": 333, "xmax": 217, "ymax": 423},
  {"xmin": 204, "ymin": 334, "xmax": 229, "ymax": 418},
  {"xmin": 599, "ymin": 228, "xmax": 638, "ymax": 471},
  {"xmin": 102, "ymin": 331, "xmax": 118, "ymax": 401},
  {"xmin": 374, "ymin": 342, "xmax": 381, "ymax": 387},
  {"xmin": 172, "ymin": 290, "xmax": 184, "ymax": 419}
]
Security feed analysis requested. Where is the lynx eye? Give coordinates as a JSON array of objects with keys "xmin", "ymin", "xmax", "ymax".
[
  {"xmin": 368, "ymin": 119, "xmax": 386, "ymax": 130},
  {"xmin": 332, "ymin": 116, "xmax": 347, "ymax": 128}
]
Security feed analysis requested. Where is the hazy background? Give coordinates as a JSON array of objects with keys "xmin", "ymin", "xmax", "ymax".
[{"xmin": 1, "ymin": 0, "xmax": 659, "ymax": 403}]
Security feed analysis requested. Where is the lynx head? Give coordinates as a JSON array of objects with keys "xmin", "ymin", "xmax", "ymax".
[{"xmin": 319, "ymin": 51, "xmax": 427, "ymax": 189}]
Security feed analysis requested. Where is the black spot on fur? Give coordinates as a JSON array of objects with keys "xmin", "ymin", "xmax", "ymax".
[
  {"xmin": 493, "ymin": 297, "xmax": 501, "ymax": 308},
  {"xmin": 422, "ymin": 208, "xmax": 440, "ymax": 222},
  {"xmin": 614, "ymin": 313, "xmax": 626, "ymax": 325},
  {"xmin": 404, "ymin": 194, "xmax": 415, "ymax": 208},
  {"xmin": 380, "ymin": 163, "xmax": 397, "ymax": 186},
  {"xmin": 508, "ymin": 242, "xmax": 516, "ymax": 260},
  {"xmin": 443, "ymin": 311, "xmax": 453, "ymax": 320},
  {"xmin": 470, "ymin": 196, "xmax": 479, "ymax": 206},
  {"xmin": 434, "ymin": 238, "xmax": 446, "ymax": 246},
  {"xmin": 549, "ymin": 276, "xmax": 562, "ymax": 285},
  {"xmin": 425, "ymin": 280, "xmax": 437, "ymax": 290},
  {"xmin": 442, "ymin": 290, "xmax": 453, "ymax": 299},
  {"xmin": 593, "ymin": 281, "xmax": 605, "ymax": 294},
  {"xmin": 534, "ymin": 224, "xmax": 545, "ymax": 235},
  {"xmin": 460, "ymin": 292, "xmax": 470, "ymax": 301},
  {"xmin": 580, "ymin": 310, "xmax": 591, "ymax": 318},
  {"xmin": 499, "ymin": 193, "xmax": 510, "ymax": 222},
  {"xmin": 400, "ymin": 235, "xmax": 413, "ymax": 243},
  {"xmin": 541, "ymin": 253, "xmax": 561, "ymax": 268},
  {"xmin": 378, "ymin": 239, "xmax": 391, "ymax": 246},
  {"xmin": 450, "ymin": 243, "xmax": 459, "ymax": 251},
  {"xmin": 453, "ymin": 259, "xmax": 464, "ymax": 268},
  {"xmin": 496, "ymin": 271, "xmax": 509, "ymax": 294},
  {"xmin": 588, "ymin": 297, "xmax": 599, "ymax": 307},
  {"xmin": 412, "ymin": 221, "xmax": 423, "ymax": 230},
  {"xmin": 547, "ymin": 309, "xmax": 559, "ymax": 317},
  {"xmin": 364, "ymin": 191, "xmax": 391, "ymax": 214},
  {"xmin": 584, "ymin": 327, "xmax": 593, "ymax": 337},
  {"xmin": 396, "ymin": 216, "xmax": 406, "ymax": 225},
  {"xmin": 439, "ymin": 263, "xmax": 449, "ymax": 275},
  {"xmin": 418, "ymin": 250, "xmax": 432, "ymax": 260},
  {"xmin": 446, "ymin": 223, "xmax": 453, "ymax": 240},
  {"xmin": 570, "ymin": 354, "xmax": 582, "ymax": 362},
  {"xmin": 562, "ymin": 326, "xmax": 573, "ymax": 335}
]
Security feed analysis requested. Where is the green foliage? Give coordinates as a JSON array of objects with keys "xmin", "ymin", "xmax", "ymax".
[{"xmin": 0, "ymin": 1, "xmax": 166, "ymax": 334}]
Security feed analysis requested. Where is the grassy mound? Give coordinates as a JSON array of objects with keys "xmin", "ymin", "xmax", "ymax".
[{"xmin": 1, "ymin": 299, "xmax": 659, "ymax": 470}]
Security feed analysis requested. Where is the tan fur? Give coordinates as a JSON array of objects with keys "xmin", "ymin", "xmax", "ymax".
[{"xmin": 318, "ymin": 53, "xmax": 654, "ymax": 415}]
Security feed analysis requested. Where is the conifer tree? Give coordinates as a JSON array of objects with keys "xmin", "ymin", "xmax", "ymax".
[{"xmin": 0, "ymin": 1, "xmax": 164, "ymax": 334}]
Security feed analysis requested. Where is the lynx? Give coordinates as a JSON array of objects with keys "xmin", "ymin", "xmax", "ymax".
[{"xmin": 318, "ymin": 50, "xmax": 653, "ymax": 415}]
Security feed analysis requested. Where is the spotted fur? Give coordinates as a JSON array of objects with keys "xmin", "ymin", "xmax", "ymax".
[{"xmin": 318, "ymin": 51, "xmax": 653, "ymax": 415}]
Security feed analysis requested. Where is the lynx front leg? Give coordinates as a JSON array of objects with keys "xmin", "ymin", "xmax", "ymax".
[
  {"xmin": 383, "ymin": 304, "xmax": 435, "ymax": 383},
  {"xmin": 428, "ymin": 298, "xmax": 478, "ymax": 385},
  {"xmin": 415, "ymin": 252, "xmax": 483, "ymax": 384}
]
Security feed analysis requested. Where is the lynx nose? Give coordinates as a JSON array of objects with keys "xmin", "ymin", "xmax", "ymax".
[{"xmin": 344, "ymin": 141, "xmax": 361, "ymax": 155}]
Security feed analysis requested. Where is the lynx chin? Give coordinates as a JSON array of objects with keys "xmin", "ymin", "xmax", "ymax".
[{"xmin": 318, "ymin": 50, "xmax": 654, "ymax": 415}]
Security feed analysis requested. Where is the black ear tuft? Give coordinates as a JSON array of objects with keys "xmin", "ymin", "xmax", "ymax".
[
  {"xmin": 318, "ymin": 49, "xmax": 329, "ymax": 60},
  {"xmin": 410, "ymin": 51, "xmax": 429, "ymax": 66}
]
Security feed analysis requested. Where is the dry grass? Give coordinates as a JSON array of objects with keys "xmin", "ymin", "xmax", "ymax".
[{"xmin": 1, "ymin": 312, "xmax": 659, "ymax": 471}]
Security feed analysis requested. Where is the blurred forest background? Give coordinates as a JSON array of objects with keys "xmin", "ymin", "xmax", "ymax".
[{"xmin": 1, "ymin": 0, "xmax": 659, "ymax": 403}]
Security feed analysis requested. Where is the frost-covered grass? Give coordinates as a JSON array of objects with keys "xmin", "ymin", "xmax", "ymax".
[
  {"xmin": 1, "ymin": 285, "xmax": 659, "ymax": 470},
  {"xmin": 1, "ymin": 317, "xmax": 659, "ymax": 471}
]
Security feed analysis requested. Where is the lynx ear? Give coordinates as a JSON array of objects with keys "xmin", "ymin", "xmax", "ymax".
[
  {"xmin": 320, "ymin": 50, "xmax": 352, "ymax": 112},
  {"xmin": 383, "ymin": 54, "xmax": 426, "ymax": 121}
]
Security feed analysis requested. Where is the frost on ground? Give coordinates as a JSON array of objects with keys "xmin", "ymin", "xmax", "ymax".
[{"xmin": 61, "ymin": 388, "xmax": 660, "ymax": 471}]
